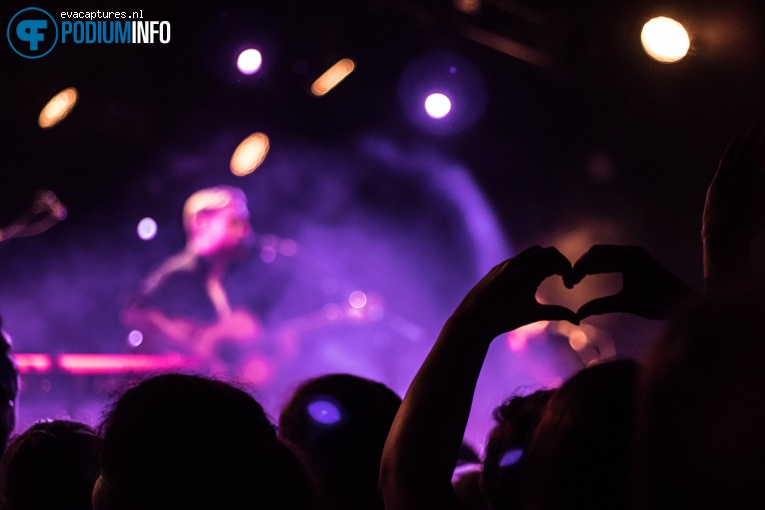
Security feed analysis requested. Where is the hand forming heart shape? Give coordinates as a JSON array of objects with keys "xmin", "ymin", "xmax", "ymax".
[
  {"xmin": 550, "ymin": 245, "xmax": 697, "ymax": 321},
  {"xmin": 452, "ymin": 245, "xmax": 698, "ymax": 342}
]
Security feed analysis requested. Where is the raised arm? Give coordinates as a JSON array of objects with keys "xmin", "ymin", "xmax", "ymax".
[{"xmin": 379, "ymin": 246, "xmax": 578, "ymax": 510}]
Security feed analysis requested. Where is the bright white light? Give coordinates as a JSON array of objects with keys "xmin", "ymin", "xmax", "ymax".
[
  {"xmin": 237, "ymin": 49, "xmax": 263, "ymax": 75},
  {"xmin": 137, "ymin": 218, "xmax": 157, "ymax": 240},
  {"xmin": 127, "ymin": 330, "xmax": 144, "ymax": 348},
  {"xmin": 349, "ymin": 291, "xmax": 367, "ymax": 309},
  {"xmin": 424, "ymin": 93, "xmax": 452, "ymax": 118},
  {"xmin": 641, "ymin": 17, "xmax": 690, "ymax": 63}
]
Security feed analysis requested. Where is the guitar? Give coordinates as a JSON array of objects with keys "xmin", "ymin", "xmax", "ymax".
[{"xmin": 120, "ymin": 295, "xmax": 383, "ymax": 385}]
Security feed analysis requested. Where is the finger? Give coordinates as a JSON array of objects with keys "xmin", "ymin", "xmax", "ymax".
[
  {"xmin": 565, "ymin": 245, "xmax": 615, "ymax": 288},
  {"xmin": 563, "ymin": 265, "xmax": 585, "ymax": 289},
  {"xmin": 571, "ymin": 245, "xmax": 634, "ymax": 279},
  {"xmin": 498, "ymin": 245, "xmax": 543, "ymax": 275},
  {"xmin": 516, "ymin": 245, "xmax": 543, "ymax": 257},
  {"xmin": 533, "ymin": 246, "xmax": 574, "ymax": 279},
  {"xmin": 506, "ymin": 246, "xmax": 544, "ymax": 268},
  {"xmin": 538, "ymin": 304, "xmax": 579, "ymax": 325},
  {"xmin": 576, "ymin": 294, "xmax": 624, "ymax": 320}
]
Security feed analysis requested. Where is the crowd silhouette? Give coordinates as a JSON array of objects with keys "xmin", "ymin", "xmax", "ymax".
[{"xmin": 2, "ymin": 126, "xmax": 765, "ymax": 509}]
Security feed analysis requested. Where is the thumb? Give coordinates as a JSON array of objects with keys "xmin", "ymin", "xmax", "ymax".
[
  {"xmin": 577, "ymin": 295, "xmax": 623, "ymax": 320},
  {"xmin": 538, "ymin": 304, "xmax": 579, "ymax": 325}
]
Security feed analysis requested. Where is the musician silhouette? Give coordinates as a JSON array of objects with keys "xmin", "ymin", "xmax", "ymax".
[{"xmin": 121, "ymin": 186, "xmax": 263, "ymax": 372}]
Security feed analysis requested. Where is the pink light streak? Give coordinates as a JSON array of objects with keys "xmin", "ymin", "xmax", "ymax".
[
  {"xmin": 57, "ymin": 353, "xmax": 199, "ymax": 374},
  {"xmin": 13, "ymin": 353, "xmax": 204, "ymax": 375},
  {"xmin": 15, "ymin": 354, "xmax": 54, "ymax": 374}
]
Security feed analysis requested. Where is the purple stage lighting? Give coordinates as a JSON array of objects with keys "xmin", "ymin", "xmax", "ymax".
[{"xmin": 237, "ymin": 48, "xmax": 263, "ymax": 75}]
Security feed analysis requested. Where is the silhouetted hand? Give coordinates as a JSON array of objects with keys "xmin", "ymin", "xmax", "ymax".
[
  {"xmin": 565, "ymin": 245, "xmax": 698, "ymax": 320},
  {"xmin": 382, "ymin": 247, "xmax": 578, "ymax": 510},
  {"xmin": 451, "ymin": 246, "xmax": 579, "ymax": 340},
  {"xmin": 703, "ymin": 125, "xmax": 765, "ymax": 294}
]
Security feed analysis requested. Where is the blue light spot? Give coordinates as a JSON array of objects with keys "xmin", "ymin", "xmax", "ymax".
[
  {"xmin": 307, "ymin": 399, "xmax": 342, "ymax": 425},
  {"xmin": 499, "ymin": 448, "xmax": 523, "ymax": 468}
]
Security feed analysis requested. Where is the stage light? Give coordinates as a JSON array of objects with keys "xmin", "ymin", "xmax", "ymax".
[
  {"xmin": 260, "ymin": 246, "xmax": 276, "ymax": 263},
  {"xmin": 137, "ymin": 218, "xmax": 157, "ymax": 240},
  {"xmin": 13, "ymin": 353, "xmax": 53, "ymax": 373},
  {"xmin": 641, "ymin": 17, "xmax": 690, "ymax": 63},
  {"xmin": 311, "ymin": 58, "xmax": 355, "ymax": 96},
  {"xmin": 57, "ymin": 353, "xmax": 193, "ymax": 374},
  {"xmin": 349, "ymin": 291, "xmax": 367, "ymax": 309},
  {"xmin": 279, "ymin": 239, "xmax": 297, "ymax": 256},
  {"xmin": 399, "ymin": 51, "xmax": 487, "ymax": 135},
  {"xmin": 308, "ymin": 398, "xmax": 342, "ymax": 425},
  {"xmin": 241, "ymin": 355, "xmax": 274, "ymax": 386},
  {"xmin": 237, "ymin": 48, "xmax": 263, "ymax": 75},
  {"xmin": 128, "ymin": 330, "xmax": 144, "ymax": 347},
  {"xmin": 230, "ymin": 132, "xmax": 269, "ymax": 176},
  {"xmin": 424, "ymin": 93, "xmax": 452, "ymax": 118},
  {"xmin": 38, "ymin": 87, "xmax": 78, "ymax": 129},
  {"xmin": 500, "ymin": 448, "xmax": 523, "ymax": 467}
]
